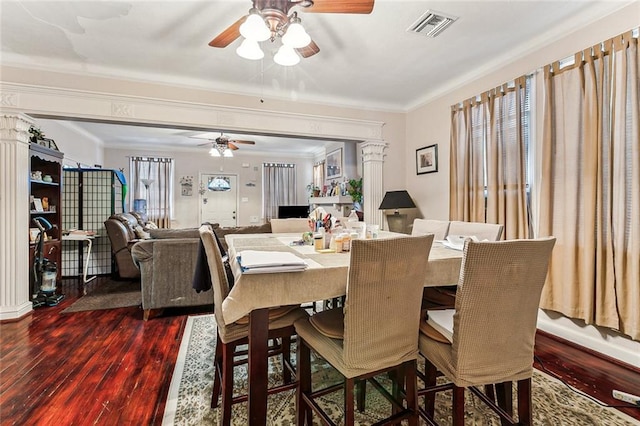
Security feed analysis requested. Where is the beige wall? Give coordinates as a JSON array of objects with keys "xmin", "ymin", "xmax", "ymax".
[
  {"xmin": 404, "ymin": 3, "xmax": 640, "ymax": 363},
  {"xmin": 405, "ymin": 2, "xmax": 640, "ymax": 222}
]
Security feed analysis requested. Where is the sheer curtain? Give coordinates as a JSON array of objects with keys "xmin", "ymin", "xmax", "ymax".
[
  {"xmin": 130, "ymin": 156, "xmax": 174, "ymax": 228},
  {"xmin": 313, "ymin": 161, "xmax": 325, "ymax": 190},
  {"xmin": 263, "ymin": 163, "xmax": 297, "ymax": 221},
  {"xmin": 450, "ymin": 77, "xmax": 531, "ymax": 239},
  {"xmin": 538, "ymin": 31, "xmax": 639, "ymax": 340}
]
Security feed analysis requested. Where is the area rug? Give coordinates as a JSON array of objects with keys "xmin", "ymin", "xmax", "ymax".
[
  {"xmin": 61, "ymin": 280, "xmax": 141, "ymax": 313},
  {"xmin": 163, "ymin": 314, "xmax": 639, "ymax": 425}
]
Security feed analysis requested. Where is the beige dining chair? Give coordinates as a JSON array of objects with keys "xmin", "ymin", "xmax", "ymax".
[
  {"xmin": 418, "ymin": 237, "xmax": 556, "ymax": 425},
  {"xmin": 447, "ymin": 220, "xmax": 504, "ymax": 241},
  {"xmin": 423, "ymin": 220, "xmax": 504, "ymax": 309},
  {"xmin": 198, "ymin": 225, "xmax": 308, "ymax": 424},
  {"xmin": 411, "ymin": 218, "xmax": 450, "ymax": 240},
  {"xmin": 295, "ymin": 235, "xmax": 434, "ymax": 425},
  {"xmin": 269, "ymin": 218, "xmax": 311, "ymax": 233}
]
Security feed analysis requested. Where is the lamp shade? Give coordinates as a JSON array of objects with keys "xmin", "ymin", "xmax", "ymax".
[
  {"xmin": 378, "ymin": 190, "xmax": 416, "ymax": 210},
  {"xmin": 274, "ymin": 44, "xmax": 300, "ymax": 66}
]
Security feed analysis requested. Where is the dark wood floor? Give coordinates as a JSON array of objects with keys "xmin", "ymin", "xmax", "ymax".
[{"xmin": 1, "ymin": 277, "xmax": 639, "ymax": 425}]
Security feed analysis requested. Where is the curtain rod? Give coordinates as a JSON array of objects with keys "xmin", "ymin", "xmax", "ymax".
[
  {"xmin": 263, "ymin": 163, "xmax": 295, "ymax": 167},
  {"xmin": 128, "ymin": 156, "xmax": 174, "ymax": 162}
]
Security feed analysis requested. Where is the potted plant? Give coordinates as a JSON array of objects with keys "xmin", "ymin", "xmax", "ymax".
[
  {"xmin": 306, "ymin": 183, "xmax": 321, "ymax": 198},
  {"xmin": 347, "ymin": 178, "xmax": 363, "ymax": 211}
]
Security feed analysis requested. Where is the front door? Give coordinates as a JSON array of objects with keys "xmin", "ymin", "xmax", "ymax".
[{"xmin": 200, "ymin": 174, "xmax": 238, "ymax": 227}]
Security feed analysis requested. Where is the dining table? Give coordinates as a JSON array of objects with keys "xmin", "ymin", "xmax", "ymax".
[{"xmin": 223, "ymin": 231, "xmax": 464, "ymax": 424}]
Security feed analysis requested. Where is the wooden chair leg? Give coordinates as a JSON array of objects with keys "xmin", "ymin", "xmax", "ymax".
[
  {"xmin": 297, "ymin": 338, "xmax": 312, "ymax": 426},
  {"xmin": 405, "ymin": 360, "xmax": 419, "ymax": 426},
  {"xmin": 517, "ymin": 378, "xmax": 532, "ymax": 426},
  {"xmin": 221, "ymin": 341, "xmax": 235, "ymax": 425},
  {"xmin": 345, "ymin": 377, "xmax": 355, "ymax": 425},
  {"xmin": 424, "ymin": 359, "xmax": 438, "ymax": 417},
  {"xmin": 452, "ymin": 385, "xmax": 465, "ymax": 426},
  {"xmin": 282, "ymin": 336, "xmax": 292, "ymax": 384},
  {"xmin": 356, "ymin": 379, "xmax": 366, "ymax": 412},
  {"xmin": 496, "ymin": 380, "xmax": 513, "ymax": 426},
  {"xmin": 211, "ymin": 334, "xmax": 223, "ymax": 408}
]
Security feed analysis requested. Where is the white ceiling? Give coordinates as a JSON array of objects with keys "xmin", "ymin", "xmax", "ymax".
[{"xmin": 1, "ymin": 0, "xmax": 631, "ymax": 154}]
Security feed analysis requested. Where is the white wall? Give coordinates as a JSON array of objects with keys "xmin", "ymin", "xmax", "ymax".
[
  {"xmin": 36, "ymin": 120, "xmax": 103, "ymax": 168},
  {"xmin": 103, "ymin": 147, "xmax": 314, "ymax": 228},
  {"xmin": 405, "ymin": 3, "xmax": 640, "ymax": 365}
]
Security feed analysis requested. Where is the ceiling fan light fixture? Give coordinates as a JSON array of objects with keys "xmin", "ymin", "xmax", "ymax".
[
  {"xmin": 223, "ymin": 147, "xmax": 234, "ymax": 157},
  {"xmin": 209, "ymin": 147, "xmax": 222, "ymax": 157},
  {"xmin": 282, "ymin": 20, "xmax": 311, "ymax": 48},
  {"xmin": 239, "ymin": 9, "xmax": 271, "ymax": 41},
  {"xmin": 236, "ymin": 38, "xmax": 264, "ymax": 60},
  {"xmin": 274, "ymin": 44, "xmax": 300, "ymax": 66}
]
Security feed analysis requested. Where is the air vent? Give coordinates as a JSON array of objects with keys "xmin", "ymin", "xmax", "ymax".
[{"xmin": 408, "ymin": 10, "xmax": 458, "ymax": 38}]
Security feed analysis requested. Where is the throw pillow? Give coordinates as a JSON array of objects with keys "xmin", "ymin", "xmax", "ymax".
[
  {"xmin": 133, "ymin": 225, "xmax": 151, "ymax": 239},
  {"xmin": 144, "ymin": 221, "xmax": 158, "ymax": 230}
]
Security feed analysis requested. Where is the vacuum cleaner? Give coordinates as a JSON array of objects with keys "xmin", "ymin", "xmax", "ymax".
[{"xmin": 32, "ymin": 217, "xmax": 64, "ymax": 307}]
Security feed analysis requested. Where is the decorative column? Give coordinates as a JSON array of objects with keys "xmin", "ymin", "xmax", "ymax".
[
  {"xmin": 360, "ymin": 141, "xmax": 387, "ymax": 228},
  {"xmin": 0, "ymin": 113, "xmax": 33, "ymax": 320}
]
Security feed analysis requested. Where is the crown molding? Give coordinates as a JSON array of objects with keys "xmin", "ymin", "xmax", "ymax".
[{"xmin": 0, "ymin": 82, "xmax": 385, "ymax": 143}]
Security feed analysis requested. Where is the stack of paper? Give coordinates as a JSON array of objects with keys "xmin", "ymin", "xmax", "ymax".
[
  {"xmin": 426, "ymin": 309, "xmax": 455, "ymax": 343},
  {"xmin": 237, "ymin": 250, "xmax": 308, "ymax": 274},
  {"xmin": 442, "ymin": 235, "xmax": 480, "ymax": 250}
]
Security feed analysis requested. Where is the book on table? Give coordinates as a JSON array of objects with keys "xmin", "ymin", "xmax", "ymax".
[{"xmin": 237, "ymin": 250, "xmax": 308, "ymax": 274}]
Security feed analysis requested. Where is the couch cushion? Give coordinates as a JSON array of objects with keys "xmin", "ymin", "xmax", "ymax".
[{"xmin": 149, "ymin": 228, "xmax": 200, "ymax": 239}]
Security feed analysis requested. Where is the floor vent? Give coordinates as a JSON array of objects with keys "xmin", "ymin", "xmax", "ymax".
[{"xmin": 407, "ymin": 10, "xmax": 458, "ymax": 38}]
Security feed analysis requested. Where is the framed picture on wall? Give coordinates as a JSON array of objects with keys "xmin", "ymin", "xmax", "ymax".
[
  {"xmin": 326, "ymin": 148, "xmax": 343, "ymax": 179},
  {"xmin": 416, "ymin": 144, "xmax": 438, "ymax": 175}
]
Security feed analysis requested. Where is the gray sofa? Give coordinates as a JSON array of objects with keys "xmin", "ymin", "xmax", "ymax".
[{"xmin": 131, "ymin": 223, "xmax": 271, "ymax": 320}]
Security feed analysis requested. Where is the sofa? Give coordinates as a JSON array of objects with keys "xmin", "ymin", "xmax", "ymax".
[
  {"xmin": 103, "ymin": 213, "xmax": 147, "ymax": 279},
  {"xmin": 131, "ymin": 222, "xmax": 272, "ymax": 320}
]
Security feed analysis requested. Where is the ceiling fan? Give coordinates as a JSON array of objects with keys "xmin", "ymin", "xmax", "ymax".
[
  {"xmin": 209, "ymin": 0, "xmax": 375, "ymax": 64},
  {"xmin": 196, "ymin": 134, "xmax": 256, "ymax": 157}
]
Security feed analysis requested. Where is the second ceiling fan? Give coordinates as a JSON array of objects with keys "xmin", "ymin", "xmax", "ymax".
[
  {"xmin": 209, "ymin": 0, "xmax": 374, "ymax": 64},
  {"xmin": 197, "ymin": 134, "xmax": 256, "ymax": 157}
]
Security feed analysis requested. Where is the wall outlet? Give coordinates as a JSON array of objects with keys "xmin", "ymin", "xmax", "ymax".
[
  {"xmin": 250, "ymin": 216, "xmax": 259, "ymax": 223},
  {"xmin": 612, "ymin": 390, "xmax": 640, "ymax": 406},
  {"xmin": 241, "ymin": 197, "xmax": 248, "ymax": 202}
]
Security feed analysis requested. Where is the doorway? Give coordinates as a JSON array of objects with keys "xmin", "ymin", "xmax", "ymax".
[{"xmin": 200, "ymin": 174, "xmax": 238, "ymax": 227}]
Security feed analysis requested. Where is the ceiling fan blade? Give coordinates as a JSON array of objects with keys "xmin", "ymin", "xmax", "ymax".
[
  {"xmin": 230, "ymin": 139, "xmax": 256, "ymax": 145},
  {"xmin": 228, "ymin": 142, "xmax": 240, "ymax": 150},
  {"xmin": 208, "ymin": 16, "xmax": 246, "ymax": 48},
  {"xmin": 197, "ymin": 141, "xmax": 213, "ymax": 146},
  {"xmin": 297, "ymin": 40, "xmax": 320, "ymax": 58},
  {"xmin": 304, "ymin": 0, "xmax": 374, "ymax": 14}
]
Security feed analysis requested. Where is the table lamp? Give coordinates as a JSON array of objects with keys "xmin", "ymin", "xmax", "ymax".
[{"xmin": 378, "ymin": 190, "xmax": 416, "ymax": 233}]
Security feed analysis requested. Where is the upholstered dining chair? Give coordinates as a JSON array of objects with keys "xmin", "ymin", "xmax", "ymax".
[
  {"xmin": 270, "ymin": 218, "xmax": 311, "ymax": 233},
  {"xmin": 418, "ymin": 237, "xmax": 556, "ymax": 425},
  {"xmin": 447, "ymin": 220, "xmax": 504, "ymax": 241},
  {"xmin": 411, "ymin": 218, "xmax": 450, "ymax": 240},
  {"xmin": 423, "ymin": 220, "xmax": 504, "ymax": 309},
  {"xmin": 295, "ymin": 235, "xmax": 435, "ymax": 425},
  {"xmin": 198, "ymin": 225, "xmax": 309, "ymax": 424}
]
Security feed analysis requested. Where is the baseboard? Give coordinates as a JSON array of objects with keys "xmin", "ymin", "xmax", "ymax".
[
  {"xmin": 0, "ymin": 301, "xmax": 33, "ymax": 322},
  {"xmin": 536, "ymin": 310, "xmax": 640, "ymax": 367}
]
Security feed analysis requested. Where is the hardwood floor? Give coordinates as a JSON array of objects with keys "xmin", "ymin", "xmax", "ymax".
[{"xmin": 1, "ymin": 277, "xmax": 638, "ymax": 425}]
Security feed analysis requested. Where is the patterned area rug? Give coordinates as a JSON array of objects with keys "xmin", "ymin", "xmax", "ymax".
[
  {"xmin": 163, "ymin": 314, "xmax": 638, "ymax": 425},
  {"xmin": 61, "ymin": 280, "xmax": 141, "ymax": 313}
]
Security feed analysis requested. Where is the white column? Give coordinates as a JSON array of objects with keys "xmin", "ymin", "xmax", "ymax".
[
  {"xmin": 0, "ymin": 113, "xmax": 33, "ymax": 320},
  {"xmin": 360, "ymin": 141, "xmax": 387, "ymax": 227}
]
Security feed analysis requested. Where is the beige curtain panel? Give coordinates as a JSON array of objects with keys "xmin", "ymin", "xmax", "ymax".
[
  {"xmin": 449, "ymin": 79, "xmax": 531, "ymax": 239},
  {"xmin": 538, "ymin": 31, "xmax": 639, "ymax": 340},
  {"xmin": 130, "ymin": 156, "xmax": 174, "ymax": 228}
]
